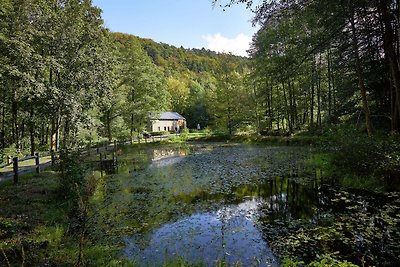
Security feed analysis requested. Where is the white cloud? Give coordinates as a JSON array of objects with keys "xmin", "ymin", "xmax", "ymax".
[{"xmin": 202, "ymin": 33, "xmax": 252, "ymax": 57}]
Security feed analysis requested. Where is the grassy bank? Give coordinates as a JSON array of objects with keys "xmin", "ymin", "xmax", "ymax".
[
  {"xmin": 0, "ymin": 170, "xmax": 73, "ymax": 265},
  {"xmin": 0, "ymin": 160, "xmax": 123, "ymax": 266},
  {"xmin": 162, "ymin": 131, "xmax": 319, "ymax": 146}
]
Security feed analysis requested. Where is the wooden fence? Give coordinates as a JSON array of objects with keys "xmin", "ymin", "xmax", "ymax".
[{"xmin": 0, "ymin": 134, "xmax": 174, "ymax": 184}]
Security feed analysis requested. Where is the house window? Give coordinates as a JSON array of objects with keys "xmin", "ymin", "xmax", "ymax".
[
  {"xmin": 164, "ymin": 127, "xmax": 166, "ymax": 131},
  {"xmin": 168, "ymin": 127, "xmax": 170, "ymax": 131},
  {"xmin": 158, "ymin": 127, "xmax": 161, "ymax": 131}
]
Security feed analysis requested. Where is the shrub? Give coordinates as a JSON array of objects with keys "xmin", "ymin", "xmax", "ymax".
[{"xmin": 330, "ymin": 125, "xmax": 400, "ymax": 189}]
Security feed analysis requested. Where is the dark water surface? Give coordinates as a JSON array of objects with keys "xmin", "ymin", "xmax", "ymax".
[{"xmin": 90, "ymin": 143, "xmax": 400, "ymax": 266}]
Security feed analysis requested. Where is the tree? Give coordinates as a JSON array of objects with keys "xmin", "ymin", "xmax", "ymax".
[
  {"xmin": 216, "ymin": 0, "xmax": 398, "ymax": 134},
  {"xmin": 209, "ymin": 54, "xmax": 251, "ymax": 134},
  {"xmin": 111, "ymin": 33, "xmax": 168, "ymax": 138},
  {"xmin": 167, "ymin": 76, "xmax": 189, "ymax": 114}
]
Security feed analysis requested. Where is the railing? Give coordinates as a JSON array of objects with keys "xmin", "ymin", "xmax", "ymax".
[
  {"xmin": 1, "ymin": 153, "xmax": 47, "ymax": 184},
  {"xmin": 0, "ymin": 133, "xmax": 177, "ymax": 184}
]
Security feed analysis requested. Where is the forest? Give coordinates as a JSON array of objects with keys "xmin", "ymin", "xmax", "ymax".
[
  {"xmin": 0, "ymin": 0, "xmax": 250, "ymax": 158},
  {"xmin": 1, "ymin": 0, "xmax": 400, "ymax": 185},
  {"xmin": 1, "ymin": 0, "xmax": 400, "ymax": 157},
  {"xmin": 1, "ymin": 0, "xmax": 400, "ymax": 266}
]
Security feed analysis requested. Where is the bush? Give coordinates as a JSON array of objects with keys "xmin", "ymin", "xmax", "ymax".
[
  {"xmin": 282, "ymin": 254, "xmax": 358, "ymax": 267},
  {"xmin": 58, "ymin": 150, "xmax": 88, "ymax": 199},
  {"xmin": 331, "ymin": 125, "xmax": 400, "ymax": 189},
  {"xmin": 180, "ymin": 127, "xmax": 190, "ymax": 136},
  {"xmin": 150, "ymin": 131, "xmax": 165, "ymax": 136}
]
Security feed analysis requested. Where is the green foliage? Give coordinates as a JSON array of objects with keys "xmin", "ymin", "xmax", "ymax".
[
  {"xmin": 329, "ymin": 126, "xmax": 400, "ymax": 189},
  {"xmin": 217, "ymin": 0, "xmax": 399, "ymax": 135},
  {"xmin": 59, "ymin": 151, "xmax": 87, "ymax": 199},
  {"xmin": 282, "ymin": 254, "xmax": 359, "ymax": 267},
  {"xmin": 270, "ymin": 185, "xmax": 400, "ymax": 265},
  {"xmin": 134, "ymin": 35, "xmax": 250, "ymax": 132},
  {"xmin": 180, "ymin": 127, "xmax": 190, "ymax": 137}
]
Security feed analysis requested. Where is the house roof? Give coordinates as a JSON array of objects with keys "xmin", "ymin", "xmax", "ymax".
[{"xmin": 149, "ymin": 112, "xmax": 186, "ymax": 121}]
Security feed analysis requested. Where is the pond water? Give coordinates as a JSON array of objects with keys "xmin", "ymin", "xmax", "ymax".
[{"xmin": 90, "ymin": 143, "xmax": 400, "ymax": 266}]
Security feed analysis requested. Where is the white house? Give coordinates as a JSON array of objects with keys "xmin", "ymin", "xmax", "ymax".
[{"xmin": 148, "ymin": 112, "xmax": 187, "ymax": 132}]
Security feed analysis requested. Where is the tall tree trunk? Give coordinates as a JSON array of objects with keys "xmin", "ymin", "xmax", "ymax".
[
  {"xmin": 1, "ymin": 104, "xmax": 5, "ymax": 148},
  {"xmin": 252, "ymin": 83, "xmax": 260, "ymax": 134},
  {"xmin": 290, "ymin": 79, "xmax": 299, "ymax": 130},
  {"xmin": 287, "ymin": 80, "xmax": 294, "ymax": 131},
  {"xmin": 317, "ymin": 57, "xmax": 322, "ymax": 128},
  {"xmin": 51, "ymin": 118, "xmax": 57, "ymax": 152},
  {"xmin": 227, "ymin": 100, "xmax": 233, "ymax": 135},
  {"xmin": 270, "ymin": 83, "xmax": 273, "ymax": 129},
  {"xmin": 310, "ymin": 59, "xmax": 315, "ymax": 129},
  {"xmin": 277, "ymin": 109, "xmax": 280, "ymax": 131},
  {"xmin": 350, "ymin": 11, "xmax": 374, "ymax": 136},
  {"xmin": 332, "ymin": 75, "xmax": 336, "ymax": 114},
  {"xmin": 12, "ymin": 89, "xmax": 18, "ymax": 150},
  {"xmin": 106, "ymin": 109, "xmax": 112, "ymax": 141},
  {"xmin": 381, "ymin": 0, "xmax": 400, "ymax": 131},
  {"xmin": 282, "ymin": 82, "xmax": 292, "ymax": 133},
  {"xmin": 63, "ymin": 119, "xmax": 70, "ymax": 149},
  {"xmin": 130, "ymin": 114, "xmax": 134, "ymax": 139},
  {"xmin": 30, "ymin": 107, "xmax": 35, "ymax": 156},
  {"xmin": 46, "ymin": 125, "xmax": 49, "ymax": 145},
  {"xmin": 0, "ymin": 130, "xmax": 4, "ymax": 149},
  {"xmin": 265, "ymin": 78, "xmax": 272, "ymax": 130},
  {"xmin": 51, "ymin": 115, "xmax": 60, "ymax": 151},
  {"xmin": 327, "ymin": 48, "xmax": 333, "ymax": 118},
  {"xmin": 20, "ymin": 120, "xmax": 25, "ymax": 150}
]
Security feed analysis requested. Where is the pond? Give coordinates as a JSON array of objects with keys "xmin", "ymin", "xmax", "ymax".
[{"xmin": 90, "ymin": 143, "xmax": 400, "ymax": 266}]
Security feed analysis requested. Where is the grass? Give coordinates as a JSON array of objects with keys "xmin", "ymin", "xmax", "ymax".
[
  {"xmin": 0, "ymin": 159, "xmax": 134, "ymax": 266},
  {"xmin": 0, "ymin": 170, "xmax": 75, "ymax": 265}
]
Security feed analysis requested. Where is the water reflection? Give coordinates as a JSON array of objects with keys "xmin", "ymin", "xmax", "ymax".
[
  {"xmin": 121, "ymin": 174, "xmax": 324, "ymax": 266},
  {"xmin": 124, "ymin": 198, "xmax": 278, "ymax": 266},
  {"xmin": 94, "ymin": 144, "xmax": 325, "ymax": 265},
  {"xmin": 232, "ymin": 177, "xmax": 323, "ymax": 222},
  {"xmin": 149, "ymin": 156, "xmax": 185, "ymax": 168},
  {"xmin": 148, "ymin": 148, "xmax": 188, "ymax": 168}
]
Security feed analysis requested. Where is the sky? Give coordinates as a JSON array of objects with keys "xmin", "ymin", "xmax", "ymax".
[{"xmin": 91, "ymin": 0, "xmax": 258, "ymax": 57}]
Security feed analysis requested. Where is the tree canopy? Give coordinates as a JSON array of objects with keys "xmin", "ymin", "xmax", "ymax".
[
  {"xmin": 2, "ymin": 0, "xmax": 400, "ymax": 157},
  {"xmin": 215, "ymin": 0, "xmax": 400, "ymax": 135}
]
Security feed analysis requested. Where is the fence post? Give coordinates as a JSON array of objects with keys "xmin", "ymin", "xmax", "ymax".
[
  {"xmin": 114, "ymin": 140, "xmax": 117, "ymax": 152},
  {"xmin": 35, "ymin": 152, "xmax": 40, "ymax": 173},
  {"xmin": 13, "ymin": 157, "xmax": 18, "ymax": 184}
]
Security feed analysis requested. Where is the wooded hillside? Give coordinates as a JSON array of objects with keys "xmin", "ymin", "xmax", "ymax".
[{"xmin": 0, "ymin": 0, "xmax": 248, "ymax": 158}]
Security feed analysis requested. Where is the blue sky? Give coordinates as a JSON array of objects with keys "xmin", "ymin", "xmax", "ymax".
[{"xmin": 92, "ymin": 0, "xmax": 258, "ymax": 56}]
